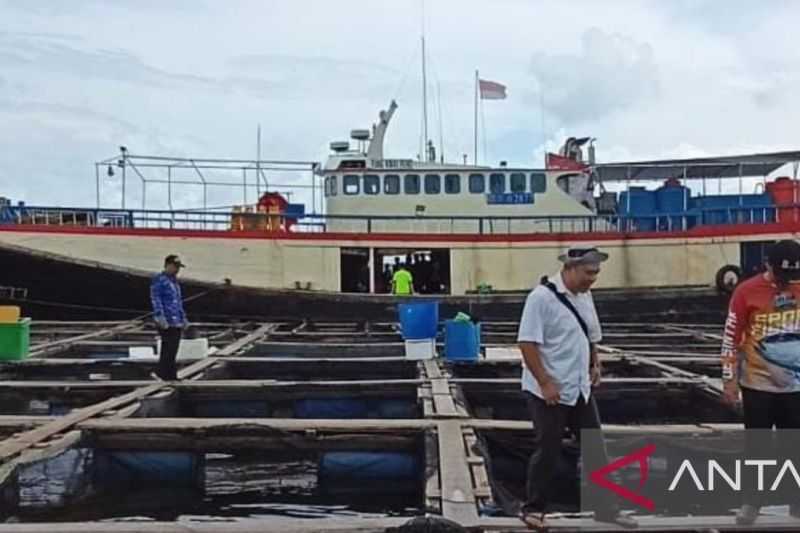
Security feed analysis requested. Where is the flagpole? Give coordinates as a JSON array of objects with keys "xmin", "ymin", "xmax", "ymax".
[{"xmin": 474, "ymin": 69, "xmax": 478, "ymax": 165}]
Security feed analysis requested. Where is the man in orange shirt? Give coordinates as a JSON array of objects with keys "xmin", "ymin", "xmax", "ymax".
[{"xmin": 722, "ymin": 239, "xmax": 800, "ymax": 525}]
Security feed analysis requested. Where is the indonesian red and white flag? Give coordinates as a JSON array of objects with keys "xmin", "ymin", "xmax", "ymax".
[{"xmin": 479, "ymin": 78, "xmax": 507, "ymax": 100}]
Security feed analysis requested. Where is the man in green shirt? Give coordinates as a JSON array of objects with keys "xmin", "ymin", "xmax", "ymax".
[{"xmin": 392, "ymin": 263, "xmax": 414, "ymax": 295}]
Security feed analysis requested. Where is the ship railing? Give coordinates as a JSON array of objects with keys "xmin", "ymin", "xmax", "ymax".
[{"xmin": 0, "ymin": 204, "xmax": 785, "ymax": 234}]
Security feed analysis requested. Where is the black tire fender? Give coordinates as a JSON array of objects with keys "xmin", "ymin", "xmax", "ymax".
[{"xmin": 716, "ymin": 265, "xmax": 742, "ymax": 293}]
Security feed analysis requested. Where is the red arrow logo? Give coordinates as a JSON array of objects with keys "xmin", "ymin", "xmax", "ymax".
[{"xmin": 589, "ymin": 444, "xmax": 656, "ymax": 511}]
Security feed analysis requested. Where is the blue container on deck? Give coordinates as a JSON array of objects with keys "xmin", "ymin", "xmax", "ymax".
[
  {"xmin": 319, "ymin": 452, "xmax": 418, "ymax": 481},
  {"xmin": 656, "ymin": 184, "xmax": 690, "ymax": 230},
  {"xmin": 398, "ymin": 302, "xmax": 439, "ymax": 340},
  {"xmin": 655, "ymin": 184, "xmax": 690, "ymax": 213},
  {"xmin": 619, "ymin": 187, "xmax": 656, "ymax": 231},
  {"xmin": 444, "ymin": 320, "xmax": 481, "ymax": 362}
]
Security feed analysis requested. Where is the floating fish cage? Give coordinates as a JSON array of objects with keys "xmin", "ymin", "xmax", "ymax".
[{"xmin": 0, "ymin": 317, "xmax": 795, "ymax": 531}]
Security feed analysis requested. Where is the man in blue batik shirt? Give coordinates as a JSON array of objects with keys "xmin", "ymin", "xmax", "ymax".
[{"xmin": 150, "ymin": 254, "xmax": 188, "ymax": 380}]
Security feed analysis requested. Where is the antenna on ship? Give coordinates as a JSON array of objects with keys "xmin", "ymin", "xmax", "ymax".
[{"xmin": 420, "ymin": 0, "xmax": 429, "ymax": 160}]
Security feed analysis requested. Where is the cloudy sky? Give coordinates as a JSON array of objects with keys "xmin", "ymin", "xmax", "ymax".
[{"xmin": 2, "ymin": 0, "xmax": 799, "ymax": 211}]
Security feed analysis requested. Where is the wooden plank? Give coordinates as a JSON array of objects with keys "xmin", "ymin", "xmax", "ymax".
[
  {"xmin": 430, "ymin": 378, "xmax": 450, "ymax": 396},
  {"xmin": 74, "ymin": 416, "xmax": 743, "ymax": 435},
  {"xmin": 437, "ymin": 420, "xmax": 479, "ymax": 526},
  {"xmin": 661, "ymin": 323, "xmax": 724, "ymax": 341},
  {"xmin": 423, "ymin": 359, "xmax": 443, "ymax": 379},
  {"xmin": 214, "ymin": 323, "xmax": 277, "ymax": 356},
  {"xmin": 28, "ymin": 321, "xmax": 143, "ymax": 358},
  {"xmin": 0, "ymin": 517, "xmax": 408, "ymax": 532},
  {"xmin": 479, "ymin": 513, "xmax": 800, "ymax": 531},
  {"xmin": 0, "ymin": 416, "xmax": 55, "ymax": 429},
  {"xmin": 2, "ymin": 356, "xmax": 410, "ymax": 367},
  {"xmin": 450, "ymin": 376, "xmax": 707, "ymax": 385},
  {"xmin": 79, "ymin": 417, "xmax": 433, "ymax": 432},
  {"xmin": 463, "ymin": 430, "xmax": 495, "ymax": 509},
  {"xmin": 0, "ymin": 379, "xmax": 423, "ymax": 392},
  {"xmin": 468, "ymin": 418, "xmax": 742, "ymax": 434},
  {"xmin": 423, "ymin": 429, "xmax": 441, "ymax": 513}
]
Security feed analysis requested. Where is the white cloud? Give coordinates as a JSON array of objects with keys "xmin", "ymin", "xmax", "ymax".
[
  {"xmin": 0, "ymin": 0, "xmax": 799, "ymax": 210},
  {"xmin": 529, "ymin": 28, "xmax": 659, "ymax": 126}
]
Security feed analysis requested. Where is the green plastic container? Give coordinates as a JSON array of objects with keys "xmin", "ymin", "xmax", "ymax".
[{"xmin": 0, "ymin": 318, "xmax": 31, "ymax": 361}]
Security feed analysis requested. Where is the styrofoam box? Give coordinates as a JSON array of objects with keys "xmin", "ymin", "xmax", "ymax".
[
  {"xmin": 404, "ymin": 338, "xmax": 436, "ymax": 360},
  {"xmin": 156, "ymin": 337, "xmax": 209, "ymax": 360}
]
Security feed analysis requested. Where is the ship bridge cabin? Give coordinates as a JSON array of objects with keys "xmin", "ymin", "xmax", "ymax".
[{"xmin": 320, "ymin": 102, "xmax": 597, "ymax": 234}]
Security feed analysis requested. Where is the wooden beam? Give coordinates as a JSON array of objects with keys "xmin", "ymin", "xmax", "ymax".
[
  {"xmin": 660, "ymin": 323, "xmax": 724, "ymax": 342},
  {"xmin": 479, "ymin": 513, "xmax": 800, "ymax": 531},
  {"xmin": 0, "ymin": 517, "xmax": 408, "ymax": 533},
  {"xmin": 437, "ymin": 420, "xmax": 479, "ymax": 526},
  {"xmin": 79, "ymin": 417, "xmax": 433, "ymax": 432},
  {"xmin": 28, "ymin": 321, "xmax": 143, "ymax": 358}
]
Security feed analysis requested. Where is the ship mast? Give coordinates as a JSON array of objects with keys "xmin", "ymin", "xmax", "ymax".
[{"xmin": 421, "ymin": 34, "xmax": 428, "ymax": 157}]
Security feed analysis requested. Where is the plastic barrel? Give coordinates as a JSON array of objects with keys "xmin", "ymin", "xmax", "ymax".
[
  {"xmin": 319, "ymin": 452, "xmax": 418, "ymax": 481},
  {"xmin": 444, "ymin": 320, "xmax": 481, "ymax": 362},
  {"xmin": 295, "ymin": 398, "xmax": 369, "ymax": 419},
  {"xmin": 195, "ymin": 400, "xmax": 271, "ymax": 418},
  {"xmin": 94, "ymin": 451, "xmax": 204, "ymax": 487},
  {"xmin": 397, "ymin": 302, "xmax": 439, "ymax": 340},
  {"xmin": 766, "ymin": 177, "xmax": 798, "ymax": 222}
]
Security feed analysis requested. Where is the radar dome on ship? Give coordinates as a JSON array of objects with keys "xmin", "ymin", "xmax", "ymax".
[{"xmin": 350, "ymin": 129, "xmax": 370, "ymax": 141}]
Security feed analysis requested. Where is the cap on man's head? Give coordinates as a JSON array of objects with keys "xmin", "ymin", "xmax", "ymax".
[
  {"xmin": 558, "ymin": 244, "xmax": 609, "ymax": 265},
  {"xmin": 164, "ymin": 254, "xmax": 186, "ymax": 268},
  {"xmin": 768, "ymin": 240, "xmax": 800, "ymax": 279}
]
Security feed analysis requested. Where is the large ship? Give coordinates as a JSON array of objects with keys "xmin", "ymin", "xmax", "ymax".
[{"xmin": 2, "ymin": 100, "xmax": 799, "ymax": 322}]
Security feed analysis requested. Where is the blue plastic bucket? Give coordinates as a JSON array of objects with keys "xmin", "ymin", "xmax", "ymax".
[
  {"xmin": 444, "ymin": 320, "xmax": 481, "ymax": 362},
  {"xmin": 397, "ymin": 302, "xmax": 439, "ymax": 340}
]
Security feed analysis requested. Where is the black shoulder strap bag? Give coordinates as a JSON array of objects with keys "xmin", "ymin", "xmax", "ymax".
[{"xmin": 540, "ymin": 275, "xmax": 592, "ymax": 355}]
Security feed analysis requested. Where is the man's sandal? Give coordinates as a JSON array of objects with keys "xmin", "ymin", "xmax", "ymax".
[{"xmin": 519, "ymin": 511, "xmax": 548, "ymax": 531}]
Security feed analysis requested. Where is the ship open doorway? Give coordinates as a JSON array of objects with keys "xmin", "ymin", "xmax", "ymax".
[
  {"xmin": 340, "ymin": 248, "xmax": 370, "ymax": 293},
  {"xmin": 374, "ymin": 248, "xmax": 451, "ymax": 295}
]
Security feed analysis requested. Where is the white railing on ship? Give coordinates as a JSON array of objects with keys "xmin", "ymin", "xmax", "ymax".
[{"xmin": 0, "ymin": 205, "xmax": 784, "ymax": 235}]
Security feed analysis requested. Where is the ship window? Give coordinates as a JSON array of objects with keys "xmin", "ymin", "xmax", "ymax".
[
  {"xmin": 404, "ymin": 174, "xmax": 420, "ymax": 194},
  {"xmin": 384, "ymin": 174, "xmax": 400, "ymax": 194},
  {"xmin": 510, "ymin": 172, "xmax": 526, "ymax": 193},
  {"xmin": 557, "ymin": 173, "xmax": 580, "ymax": 194},
  {"xmin": 424, "ymin": 174, "xmax": 441, "ymax": 194},
  {"xmin": 364, "ymin": 174, "xmax": 380, "ymax": 195},
  {"xmin": 324, "ymin": 177, "xmax": 330, "ymax": 197},
  {"xmin": 490, "ymin": 173, "xmax": 505, "ymax": 194},
  {"xmin": 339, "ymin": 160, "xmax": 366, "ymax": 170},
  {"xmin": 531, "ymin": 172, "xmax": 546, "ymax": 193},
  {"xmin": 445, "ymin": 174, "xmax": 460, "ymax": 194},
  {"xmin": 469, "ymin": 173, "xmax": 485, "ymax": 193},
  {"xmin": 329, "ymin": 176, "xmax": 337, "ymax": 196},
  {"xmin": 344, "ymin": 174, "xmax": 360, "ymax": 195}
]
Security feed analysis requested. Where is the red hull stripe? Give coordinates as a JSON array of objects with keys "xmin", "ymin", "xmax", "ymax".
[{"xmin": 0, "ymin": 222, "xmax": 799, "ymax": 243}]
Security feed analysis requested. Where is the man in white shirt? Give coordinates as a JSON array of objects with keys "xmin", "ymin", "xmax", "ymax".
[{"xmin": 517, "ymin": 245, "xmax": 637, "ymax": 530}]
